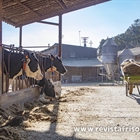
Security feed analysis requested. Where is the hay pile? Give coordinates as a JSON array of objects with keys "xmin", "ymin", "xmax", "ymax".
[
  {"xmin": 121, "ymin": 59, "xmax": 140, "ymax": 76},
  {"xmin": 0, "ymin": 86, "xmax": 95, "ymax": 140},
  {"xmin": 0, "ymin": 127, "xmax": 25, "ymax": 140},
  {"xmin": 0, "ymin": 97, "xmax": 58, "ymax": 140}
]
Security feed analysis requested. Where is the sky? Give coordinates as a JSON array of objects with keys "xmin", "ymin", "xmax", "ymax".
[{"xmin": 2, "ymin": 0, "xmax": 140, "ymax": 51}]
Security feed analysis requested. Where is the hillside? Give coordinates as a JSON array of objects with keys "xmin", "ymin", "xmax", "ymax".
[{"xmin": 98, "ymin": 19, "xmax": 140, "ymax": 55}]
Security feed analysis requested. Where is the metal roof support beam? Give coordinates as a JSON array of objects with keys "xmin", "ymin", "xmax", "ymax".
[
  {"xmin": 55, "ymin": 0, "xmax": 67, "ymax": 9},
  {"xmin": 0, "ymin": 0, "xmax": 3, "ymax": 96},
  {"xmin": 58, "ymin": 14, "xmax": 62, "ymax": 81},
  {"xmin": 58, "ymin": 15, "xmax": 62, "ymax": 57},
  {"xmin": 15, "ymin": 0, "xmax": 41, "ymax": 18},
  {"xmin": 37, "ymin": 21, "xmax": 59, "ymax": 26},
  {"xmin": 22, "ymin": 46, "xmax": 50, "ymax": 48},
  {"xmin": 48, "ymin": 15, "xmax": 62, "ymax": 131},
  {"xmin": 19, "ymin": 26, "xmax": 22, "ymax": 48}
]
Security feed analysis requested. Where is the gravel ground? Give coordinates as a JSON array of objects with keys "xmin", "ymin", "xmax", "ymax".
[{"xmin": 0, "ymin": 83, "xmax": 140, "ymax": 140}]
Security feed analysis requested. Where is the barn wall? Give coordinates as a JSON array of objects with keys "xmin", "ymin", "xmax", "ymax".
[
  {"xmin": 62, "ymin": 45, "xmax": 97, "ymax": 59},
  {"xmin": 42, "ymin": 44, "xmax": 101, "ymax": 83},
  {"xmin": 42, "ymin": 44, "xmax": 97, "ymax": 59},
  {"xmin": 62, "ymin": 66, "xmax": 101, "ymax": 83}
]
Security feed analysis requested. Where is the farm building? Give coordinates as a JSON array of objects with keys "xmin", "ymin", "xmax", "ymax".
[
  {"xmin": 118, "ymin": 47, "xmax": 140, "ymax": 63},
  {"xmin": 42, "ymin": 43, "xmax": 102, "ymax": 83},
  {"xmin": 118, "ymin": 48, "xmax": 135, "ymax": 65},
  {"xmin": 99, "ymin": 39, "xmax": 140, "ymax": 81},
  {"xmin": 129, "ymin": 47, "xmax": 140, "ymax": 62}
]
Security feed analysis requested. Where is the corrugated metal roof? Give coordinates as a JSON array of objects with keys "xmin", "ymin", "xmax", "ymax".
[
  {"xmin": 103, "ymin": 38, "xmax": 118, "ymax": 47},
  {"xmin": 119, "ymin": 48, "xmax": 134, "ymax": 56},
  {"xmin": 118, "ymin": 48, "xmax": 135, "ymax": 64},
  {"xmin": 1, "ymin": 0, "xmax": 110, "ymax": 27},
  {"xmin": 63, "ymin": 59, "xmax": 102, "ymax": 67},
  {"xmin": 118, "ymin": 47, "xmax": 140, "ymax": 56},
  {"xmin": 42, "ymin": 43, "xmax": 97, "ymax": 59},
  {"xmin": 129, "ymin": 47, "xmax": 140, "ymax": 56}
]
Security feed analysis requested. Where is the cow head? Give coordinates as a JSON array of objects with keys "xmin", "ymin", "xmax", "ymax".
[
  {"xmin": 44, "ymin": 79, "xmax": 56, "ymax": 98},
  {"xmin": 39, "ymin": 77, "xmax": 56, "ymax": 98},
  {"xmin": 24, "ymin": 50, "xmax": 43, "ymax": 80},
  {"xmin": 50, "ymin": 55, "xmax": 67, "ymax": 74}
]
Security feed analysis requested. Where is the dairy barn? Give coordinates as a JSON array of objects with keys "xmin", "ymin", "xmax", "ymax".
[
  {"xmin": 1, "ymin": 0, "xmax": 140, "ymax": 140},
  {"xmin": 41, "ymin": 43, "xmax": 102, "ymax": 83},
  {"xmin": 0, "ymin": 0, "xmax": 110, "ymax": 106}
]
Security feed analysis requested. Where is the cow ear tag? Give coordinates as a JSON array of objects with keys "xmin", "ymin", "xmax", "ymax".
[
  {"xmin": 51, "ymin": 55, "xmax": 54, "ymax": 60},
  {"xmin": 51, "ymin": 57, "xmax": 54, "ymax": 60},
  {"xmin": 26, "ymin": 55, "xmax": 28, "ymax": 59}
]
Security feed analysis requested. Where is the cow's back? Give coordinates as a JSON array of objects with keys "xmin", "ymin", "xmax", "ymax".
[{"xmin": 4, "ymin": 50, "xmax": 23, "ymax": 78}]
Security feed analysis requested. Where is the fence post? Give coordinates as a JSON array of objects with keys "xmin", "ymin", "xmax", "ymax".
[{"xmin": 0, "ymin": 0, "xmax": 3, "ymax": 96}]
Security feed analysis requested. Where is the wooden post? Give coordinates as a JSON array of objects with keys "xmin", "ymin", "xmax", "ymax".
[
  {"xmin": 58, "ymin": 15, "xmax": 62, "ymax": 81},
  {"xmin": 0, "ymin": 0, "xmax": 3, "ymax": 96},
  {"xmin": 129, "ymin": 84, "xmax": 133, "ymax": 94}
]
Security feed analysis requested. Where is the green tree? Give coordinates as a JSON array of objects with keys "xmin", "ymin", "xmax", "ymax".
[
  {"xmin": 97, "ymin": 39, "xmax": 106, "ymax": 55},
  {"xmin": 130, "ymin": 19, "xmax": 140, "ymax": 46},
  {"xmin": 98, "ymin": 19, "xmax": 140, "ymax": 54}
]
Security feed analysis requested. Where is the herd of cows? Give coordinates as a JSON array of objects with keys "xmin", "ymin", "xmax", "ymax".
[{"xmin": 3, "ymin": 48, "xmax": 67, "ymax": 98}]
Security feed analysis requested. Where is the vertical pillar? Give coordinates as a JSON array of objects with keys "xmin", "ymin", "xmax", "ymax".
[
  {"xmin": 58, "ymin": 14, "xmax": 62, "ymax": 57},
  {"xmin": 19, "ymin": 26, "xmax": 22, "ymax": 48},
  {"xmin": 58, "ymin": 15, "xmax": 62, "ymax": 81},
  {"xmin": 102, "ymin": 65, "xmax": 103, "ymax": 83},
  {"xmin": 0, "ymin": 0, "xmax": 3, "ymax": 95}
]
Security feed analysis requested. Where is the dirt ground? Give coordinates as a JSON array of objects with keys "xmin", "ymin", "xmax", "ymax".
[{"xmin": 0, "ymin": 83, "xmax": 140, "ymax": 140}]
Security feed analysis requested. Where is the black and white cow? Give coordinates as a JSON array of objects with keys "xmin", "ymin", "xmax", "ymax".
[
  {"xmin": 37, "ymin": 55, "xmax": 66, "ymax": 97},
  {"xmin": 38, "ymin": 54, "xmax": 67, "ymax": 74},
  {"xmin": 37, "ymin": 77, "xmax": 56, "ymax": 98},
  {"xmin": 49, "ymin": 55, "xmax": 67, "ymax": 74},
  {"xmin": 3, "ymin": 49, "xmax": 43, "ymax": 92},
  {"xmin": 12, "ymin": 54, "xmax": 67, "ymax": 97}
]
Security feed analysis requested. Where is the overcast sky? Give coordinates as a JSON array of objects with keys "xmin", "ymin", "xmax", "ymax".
[{"xmin": 2, "ymin": 0, "xmax": 140, "ymax": 51}]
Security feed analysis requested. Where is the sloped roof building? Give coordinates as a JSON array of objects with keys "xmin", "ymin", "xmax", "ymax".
[
  {"xmin": 42, "ymin": 44, "xmax": 102, "ymax": 83},
  {"xmin": 118, "ymin": 47, "xmax": 140, "ymax": 62},
  {"xmin": 118, "ymin": 48, "xmax": 135, "ymax": 64}
]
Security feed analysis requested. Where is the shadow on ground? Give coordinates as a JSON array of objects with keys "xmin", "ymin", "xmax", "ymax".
[{"xmin": 130, "ymin": 93, "xmax": 140, "ymax": 105}]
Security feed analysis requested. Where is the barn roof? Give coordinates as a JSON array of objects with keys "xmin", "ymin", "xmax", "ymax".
[
  {"xmin": 118, "ymin": 48, "xmax": 134, "ymax": 57},
  {"xmin": 103, "ymin": 38, "xmax": 118, "ymax": 47},
  {"xmin": 2, "ymin": 0, "xmax": 110, "ymax": 27},
  {"xmin": 63, "ymin": 59, "xmax": 102, "ymax": 67},
  {"xmin": 42, "ymin": 43, "xmax": 98, "ymax": 59},
  {"xmin": 118, "ymin": 47, "xmax": 140, "ymax": 56},
  {"xmin": 129, "ymin": 47, "xmax": 140, "ymax": 56}
]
